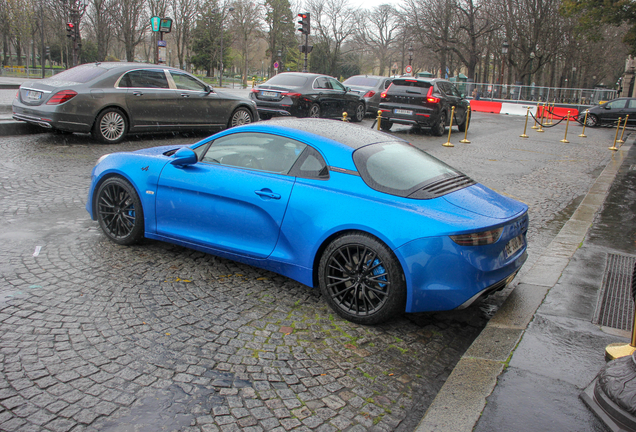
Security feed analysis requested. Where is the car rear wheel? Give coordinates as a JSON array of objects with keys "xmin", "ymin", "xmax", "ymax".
[
  {"xmin": 308, "ymin": 104, "xmax": 321, "ymax": 118},
  {"xmin": 92, "ymin": 108, "xmax": 128, "ymax": 144},
  {"xmin": 380, "ymin": 119, "xmax": 392, "ymax": 131},
  {"xmin": 95, "ymin": 177, "xmax": 144, "ymax": 245},
  {"xmin": 585, "ymin": 113, "xmax": 599, "ymax": 127},
  {"xmin": 229, "ymin": 107, "xmax": 253, "ymax": 128},
  {"xmin": 351, "ymin": 103, "xmax": 365, "ymax": 122},
  {"xmin": 457, "ymin": 112, "xmax": 470, "ymax": 132},
  {"xmin": 318, "ymin": 233, "xmax": 406, "ymax": 325},
  {"xmin": 432, "ymin": 111, "xmax": 447, "ymax": 136}
]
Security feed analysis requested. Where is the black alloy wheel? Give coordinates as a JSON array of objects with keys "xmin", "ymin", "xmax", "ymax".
[
  {"xmin": 585, "ymin": 113, "xmax": 599, "ymax": 127},
  {"xmin": 432, "ymin": 111, "xmax": 447, "ymax": 136},
  {"xmin": 308, "ymin": 104, "xmax": 321, "ymax": 118},
  {"xmin": 351, "ymin": 103, "xmax": 365, "ymax": 122},
  {"xmin": 95, "ymin": 177, "xmax": 144, "ymax": 245},
  {"xmin": 318, "ymin": 233, "xmax": 405, "ymax": 325}
]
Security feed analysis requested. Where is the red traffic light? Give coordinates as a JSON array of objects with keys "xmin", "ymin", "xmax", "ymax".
[{"xmin": 66, "ymin": 22, "xmax": 74, "ymax": 29}]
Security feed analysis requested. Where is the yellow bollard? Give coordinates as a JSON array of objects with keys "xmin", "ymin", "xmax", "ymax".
[
  {"xmin": 442, "ymin": 106, "xmax": 455, "ymax": 147},
  {"xmin": 606, "ymin": 303, "xmax": 636, "ymax": 360},
  {"xmin": 579, "ymin": 110, "xmax": 588, "ymax": 138},
  {"xmin": 342, "ymin": 112, "xmax": 349, "ymax": 122},
  {"xmin": 520, "ymin": 107, "xmax": 530, "ymax": 138},
  {"xmin": 377, "ymin": 110, "xmax": 382, "ymax": 131},
  {"xmin": 560, "ymin": 111, "xmax": 571, "ymax": 143},
  {"xmin": 532, "ymin": 103, "xmax": 541, "ymax": 129},
  {"xmin": 617, "ymin": 115, "xmax": 629, "ymax": 143},
  {"xmin": 459, "ymin": 106, "xmax": 471, "ymax": 143},
  {"xmin": 609, "ymin": 117, "xmax": 621, "ymax": 151}
]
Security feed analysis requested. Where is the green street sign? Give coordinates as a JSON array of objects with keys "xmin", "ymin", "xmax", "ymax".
[
  {"xmin": 159, "ymin": 17, "xmax": 173, "ymax": 33},
  {"xmin": 150, "ymin": 16, "xmax": 160, "ymax": 32}
]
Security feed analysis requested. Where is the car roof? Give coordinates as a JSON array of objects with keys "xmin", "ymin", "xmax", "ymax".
[{"xmin": 275, "ymin": 72, "xmax": 334, "ymax": 79}]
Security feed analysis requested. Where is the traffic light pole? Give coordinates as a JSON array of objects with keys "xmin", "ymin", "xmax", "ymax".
[{"xmin": 303, "ymin": 33, "xmax": 308, "ymax": 73}]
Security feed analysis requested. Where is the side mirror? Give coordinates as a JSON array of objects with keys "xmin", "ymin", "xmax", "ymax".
[
  {"xmin": 345, "ymin": 86, "xmax": 351, "ymax": 92},
  {"xmin": 170, "ymin": 147, "xmax": 198, "ymax": 167}
]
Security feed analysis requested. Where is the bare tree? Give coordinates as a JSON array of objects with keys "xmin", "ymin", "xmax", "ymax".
[
  {"xmin": 85, "ymin": 0, "xmax": 115, "ymax": 61},
  {"xmin": 355, "ymin": 4, "xmax": 399, "ymax": 76},
  {"xmin": 230, "ymin": 0, "xmax": 263, "ymax": 87},
  {"xmin": 112, "ymin": 0, "xmax": 148, "ymax": 61},
  {"xmin": 170, "ymin": 0, "xmax": 199, "ymax": 69}
]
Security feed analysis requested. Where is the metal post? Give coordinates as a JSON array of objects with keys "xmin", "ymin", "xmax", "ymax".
[
  {"xmin": 609, "ymin": 117, "xmax": 621, "ymax": 151},
  {"xmin": 303, "ymin": 33, "xmax": 308, "ymax": 73},
  {"xmin": 560, "ymin": 111, "xmax": 571, "ymax": 143},
  {"xmin": 520, "ymin": 107, "xmax": 530, "ymax": 138},
  {"xmin": 617, "ymin": 115, "xmax": 629, "ymax": 143},
  {"xmin": 443, "ymin": 106, "xmax": 455, "ymax": 147},
  {"xmin": 579, "ymin": 110, "xmax": 588, "ymax": 138},
  {"xmin": 459, "ymin": 107, "xmax": 471, "ymax": 143}
]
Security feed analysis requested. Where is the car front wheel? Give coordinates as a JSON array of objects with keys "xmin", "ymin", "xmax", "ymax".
[
  {"xmin": 92, "ymin": 108, "xmax": 128, "ymax": 144},
  {"xmin": 95, "ymin": 177, "xmax": 144, "ymax": 245},
  {"xmin": 585, "ymin": 113, "xmax": 599, "ymax": 127},
  {"xmin": 318, "ymin": 233, "xmax": 406, "ymax": 325},
  {"xmin": 228, "ymin": 107, "xmax": 253, "ymax": 128},
  {"xmin": 308, "ymin": 104, "xmax": 321, "ymax": 118},
  {"xmin": 457, "ymin": 112, "xmax": 470, "ymax": 132},
  {"xmin": 432, "ymin": 111, "xmax": 447, "ymax": 136}
]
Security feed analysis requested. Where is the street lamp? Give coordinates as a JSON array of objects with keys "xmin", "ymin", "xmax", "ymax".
[
  {"xmin": 219, "ymin": 6, "xmax": 234, "ymax": 88},
  {"xmin": 408, "ymin": 44, "xmax": 413, "ymax": 76},
  {"xmin": 500, "ymin": 41, "xmax": 508, "ymax": 84}
]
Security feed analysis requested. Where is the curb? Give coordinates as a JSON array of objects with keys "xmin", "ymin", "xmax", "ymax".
[{"xmin": 415, "ymin": 138, "xmax": 633, "ymax": 432}]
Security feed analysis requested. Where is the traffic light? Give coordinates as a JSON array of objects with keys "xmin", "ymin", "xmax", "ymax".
[
  {"xmin": 45, "ymin": 46, "xmax": 50, "ymax": 57},
  {"xmin": 297, "ymin": 12, "xmax": 310, "ymax": 35},
  {"xmin": 66, "ymin": 22, "xmax": 75, "ymax": 39}
]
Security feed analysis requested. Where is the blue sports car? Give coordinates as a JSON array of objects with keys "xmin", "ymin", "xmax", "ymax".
[{"xmin": 86, "ymin": 119, "xmax": 528, "ymax": 324}]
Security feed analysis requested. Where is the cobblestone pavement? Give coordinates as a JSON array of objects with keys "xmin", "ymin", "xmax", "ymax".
[{"xmin": 0, "ymin": 114, "xmax": 620, "ymax": 432}]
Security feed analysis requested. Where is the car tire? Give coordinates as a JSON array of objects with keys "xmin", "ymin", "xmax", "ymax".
[
  {"xmin": 318, "ymin": 233, "xmax": 406, "ymax": 325},
  {"xmin": 92, "ymin": 108, "xmax": 128, "ymax": 144},
  {"xmin": 308, "ymin": 104, "xmax": 321, "ymax": 118},
  {"xmin": 457, "ymin": 112, "xmax": 470, "ymax": 132},
  {"xmin": 351, "ymin": 103, "xmax": 365, "ymax": 122},
  {"xmin": 95, "ymin": 177, "xmax": 144, "ymax": 246},
  {"xmin": 228, "ymin": 107, "xmax": 253, "ymax": 128},
  {"xmin": 432, "ymin": 111, "xmax": 447, "ymax": 136},
  {"xmin": 585, "ymin": 113, "xmax": 599, "ymax": 127},
  {"xmin": 380, "ymin": 120, "xmax": 392, "ymax": 131}
]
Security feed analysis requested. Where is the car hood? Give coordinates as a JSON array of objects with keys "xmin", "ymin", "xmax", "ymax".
[{"xmin": 442, "ymin": 183, "xmax": 527, "ymax": 219}]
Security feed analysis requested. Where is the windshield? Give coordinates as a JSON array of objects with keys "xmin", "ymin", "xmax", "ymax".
[
  {"xmin": 389, "ymin": 79, "xmax": 431, "ymax": 95},
  {"xmin": 353, "ymin": 142, "xmax": 469, "ymax": 198},
  {"xmin": 49, "ymin": 64, "xmax": 108, "ymax": 83},
  {"xmin": 265, "ymin": 74, "xmax": 308, "ymax": 87},
  {"xmin": 344, "ymin": 77, "xmax": 380, "ymax": 87}
]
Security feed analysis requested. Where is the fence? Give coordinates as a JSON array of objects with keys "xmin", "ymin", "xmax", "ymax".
[
  {"xmin": 459, "ymin": 82, "xmax": 617, "ymax": 108},
  {"xmin": 2, "ymin": 66, "xmax": 60, "ymax": 79}
]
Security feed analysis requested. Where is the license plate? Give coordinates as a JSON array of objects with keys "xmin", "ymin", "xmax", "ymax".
[
  {"xmin": 261, "ymin": 91, "xmax": 278, "ymax": 98},
  {"xmin": 26, "ymin": 90, "xmax": 42, "ymax": 100},
  {"xmin": 504, "ymin": 234, "xmax": 524, "ymax": 258},
  {"xmin": 394, "ymin": 109, "xmax": 413, "ymax": 115}
]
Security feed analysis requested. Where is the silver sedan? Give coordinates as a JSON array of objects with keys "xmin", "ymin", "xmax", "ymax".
[{"xmin": 12, "ymin": 62, "xmax": 258, "ymax": 143}]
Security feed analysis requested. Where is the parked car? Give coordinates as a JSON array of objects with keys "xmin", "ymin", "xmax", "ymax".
[
  {"xmin": 86, "ymin": 118, "xmax": 528, "ymax": 325},
  {"xmin": 578, "ymin": 97, "xmax": 636, "ymax": 127},
  {"xmin": 342, "ymin": 75, "xmax": 393, "ymax": 115},
  {"xmin": 12, "ymin": 62, "xmax": 258, "ymax": 144},
  {"xmin": 379, "ymin": 78, "xmax": 470, "ymax": 136},
  {"xmin": 249, "ymin": 72, "xmax": 366, "ymax": 122}
]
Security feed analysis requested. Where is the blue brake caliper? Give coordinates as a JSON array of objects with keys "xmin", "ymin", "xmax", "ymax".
[{"xmin": 368, "ymin": 258, "xmax": 387, "ymax": 288}]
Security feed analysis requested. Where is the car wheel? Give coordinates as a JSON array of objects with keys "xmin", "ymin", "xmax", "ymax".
[
  {"xmin": 228, "ymin": 107, "xmax": 253, "ymax": 128},
  {"xmin": 351, "ymin": 103, "xmax": 365, "ymax": 122},
  {"xmin": 95, "ymin": 177, "xmax": 144, "ymax": 246},
  {"xmin": 92, "ymin": 108, "xmax": 128, "ymax": 144},
  {"xmin": 308, "ymin": 104, "xmax": 321, "ymax": 118},
  {"xmin": 432, "ymin": 111, "xmax": 447, "ymax": 136},
  {"xmin": 318, "ymin": 233, "xmax": 406, "ymax": 325},
  {"xmin": 380, "ymin": 120, "xmax": 392, "ymax": 131},
  {"xmin": 585, "ymin": 113, "xmax": 599, "ymax": 127},
  {"xmin": 457, "ymin": 113, "xmax": 470, "ymax": 132}
]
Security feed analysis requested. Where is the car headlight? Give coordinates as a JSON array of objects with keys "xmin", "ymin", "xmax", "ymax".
[{"xmin": 95, "ymin": 154, "xmax": 111, "ymax": 166}]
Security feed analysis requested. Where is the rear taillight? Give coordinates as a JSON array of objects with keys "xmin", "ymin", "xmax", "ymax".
[
  {"xmin": 251, "ymin": 88, "xmax": 259, "ymax": 93},
  {"xmin": 426, "ymin": 86, "xmax": 440, "ymax": 104},
  {"xmin": 46, "ymin": 90, "xmax": 78, "ymax": 105},
  {"xmin": 363, "ymin": 90, "xmax": 376, "ymax": 98},
  {"xmin": 282, "ymin": 92, "xmax": 302, "ymax": 98},
  {"xmin": 380, "ymin": 83, "xmax": 392, "ymax": 99},
  {"xmin": 450, "ymin": 228, "xmax": 503, "ymax": 246}
]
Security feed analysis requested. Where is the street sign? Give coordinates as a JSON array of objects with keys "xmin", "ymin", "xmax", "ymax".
[
  {"xmin": 159, "ymin": 17, "xmax": 173, "ymax": 33},
  {"xmin": 150, "ymin": 16, "xmax": 160, "ymax": 32},
  {"xmin": 273, "ymin": 61, "xmax": 279, "ymax": 69},
  {"xmin": 405, "ymin": 65, "xmax": 412, "ymax": 73},
  {"xmin": 158, "ymin": 40, "xmax": 167, "ymax": 47}
]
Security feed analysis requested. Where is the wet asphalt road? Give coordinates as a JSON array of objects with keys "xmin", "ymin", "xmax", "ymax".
[{"xmin": 0, "ymin": 113, "xmax": 623, "ymax": 431}]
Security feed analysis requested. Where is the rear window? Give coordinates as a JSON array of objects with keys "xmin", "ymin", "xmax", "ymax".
[
  {"xmin": 353, "ymin": 142, "xmax": 467, "ymax": 198},
  {"xmin": 265, "ymin": 74, "xmax": 308, "ymax": 87},
  {"xmin": 49, "ymin": 64, "xmax": 108, "ymax": 83},
  {"xmin": 343, "ymin": 77, "xmax": 380, "ymax": 87},
  {"xmin": 389, "ymin": 79, "xmax": 431, "ymax": 95}
]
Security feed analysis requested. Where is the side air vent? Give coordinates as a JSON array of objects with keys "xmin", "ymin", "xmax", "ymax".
[{"xmin": 408, "ymin": 174, "xmax": 476, "ymax": 199}]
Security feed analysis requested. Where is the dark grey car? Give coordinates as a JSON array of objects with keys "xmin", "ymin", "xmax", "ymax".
[
  {"xmin": 12, "ymin": 62, "xmax": 259, "ymax": 143},
  {"xmin": 342, "ymin": 75, "xmax": 392, "ymax": 115}
]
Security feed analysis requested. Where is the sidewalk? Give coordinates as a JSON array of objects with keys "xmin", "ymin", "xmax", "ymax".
[{"xmin": 417, "ymin": 137, "xmax": 635, "ymax": 431}]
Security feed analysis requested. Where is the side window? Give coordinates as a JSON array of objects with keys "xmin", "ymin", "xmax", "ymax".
[
  {"xmin": 629, "ymin": 99, "xmax": 636, "ymax": 109},
  {"xmin": 201, "ymin": 132, "xmax": 306, "ymax": 174},
  {"xmin": 437, "ymin": 82, "xmax": 450, "ymax": 95},
  {"xmin": 330, "ymin": 78, "xmax": 345, "ymax": 92},
  {"xmin": 607, "ymin": 99, "xmax": 627, "ymax": 109},
  {"xmin": 289, "ymin": 146, "xmax": 329, "ymax": 180},
  {"xmin": 448, "ymin": 83, "xmax": 461, "ymax": 97},
  {"xmin": 384, "ymin": 80, "xmax": 392, "ymax": 89},
  {"xmin": 170, "ymin": 71, "xmax": 207, "ymax": 91},
  {"xmin": 120, "ymin": 70, "xmax": 169, "ymax": 89},
  {"xmin": 314, "ymin": 77, "xmax": 331, "ymax": 89}
]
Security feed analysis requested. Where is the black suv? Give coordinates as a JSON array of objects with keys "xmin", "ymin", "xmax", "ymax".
[{"xmin": 378, "ymin": 78, "xmax": 470, "ymax": 136}]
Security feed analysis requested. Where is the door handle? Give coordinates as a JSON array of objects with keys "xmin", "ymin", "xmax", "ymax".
[
  {"xmin": 255, "ymin": 190, "xmax": 281, "ymax": 200},
  {"xmin": 132, "ymin": 91, "xmax": 143, "ymax": 96},
  {"xmin": 181, "ymin": 93, "xmax": 190, "ymax": 98}
]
